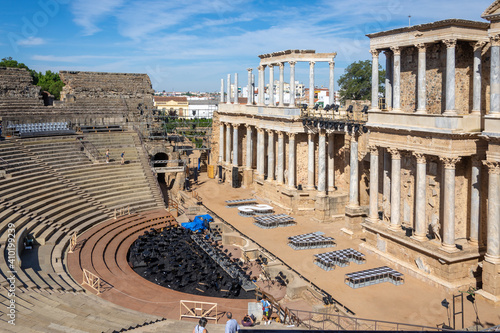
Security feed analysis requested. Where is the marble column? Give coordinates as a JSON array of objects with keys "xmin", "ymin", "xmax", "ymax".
[
  {"xmin": 219, "ymin": 123, "xmax": 224, "ymax": 163},
  {"xmin": 328, "ymin": 133, "xmax": 335, "ymax": 192},
  {"xmin": 309, "ymin": 61, "xmax": 315, "ymax": 107},
  {"xmin": 416, "ymin": 43, "xmax": 427, "ymax": 113},
  {"xmin": 367, "ymin": 146, "xmax": 379, "ymax": 222},
  {"xmin": 279, "ymin": 63, "xmax": 285, "ymax": 107},
  {"xmin": 370, "ymin": 49, "xmax": 380, "ymax": 110},
  {"xmin": 384, "ymin": 51, "xmax": 392, "ymax": 110},
  {"xmin": 247, "ymin": 69, "xmax": 253, "ymax": 105},
  {"xmin": 257, "ymin": 128, "xmax": 265, "ymax": 176},
  {"xmin": 388, "ymin": 148, "xmax": 401, "ymax": 230},
  {"xmin": 472, "ymin": 42, "xmax": 485, "ymax": 114},
  {"xmin": 318, "ymin": 130, "xmax": 326, "ymax": 195},
  {"xmin": 441, "ymin": 157, "xmax": 460, "ymax": 251},
  {"xmin": 413, "ymin": 153, "xmax": 427, "ymax": 240},
  {"xmin": 267, "ymin": 130, "xmax": 275, "ymax": 181},
  {"xmin": 444, "ymin": 39, "xmax": 457, "ymax": 115},
  {"xmin": 288, "ymin": 133, "xmax": 296, "ymax": 188},
  {"xmin": 225, "ymin": 123, "xmax": 231, "ymax": 163},
  {"xmin": 258, "ymin": 65, "xmax": 265, "ymax": 106},
  {"xmin": 227, "ymin": 74, "xmax": 231, "ymax": 104},
  {"xmin": 329, "ymin": 61, "xmax": 335, "ymax": 105},
  {"xmin": 484, "ymin": 161, "xmax": 500, "ymax": 263},
  {"xmin": 277, "ymin": 131, "xmax": 284, "ymax": 184},
  {"xmin": 469, "ymin": 156, "xmax": 481, "ymax": 244},
  {"xmin": 232, "ymin": 124, "xmax": 238, "ymax": 166},
  {"xmin": 245, "ymin": 125, "xmax": 253, "ymax": 170},
  {"xmin": 289, "ymin": 61, "xmax": 296, "ymax": 108},
  {"xmin": 348, "ymin": 134, "xmax": 359, "ymax": 207},
  {"xmin": 490, "ymin": 36, "xmax": 500, "ymax": 115},
  {"xmin": 234, "ymin": 73, "xmax": 239, "ymax": 104},
  {"xmin": 391, "ymin": 47, "xmax": 401, "ymax": 111},
  {"xmin": 383, "ymin": 149, "xmax": 391, "ymax": 222},
  {"xmin": 220, "ymin": 79, "xmax": 224, "ymax": 103},
  {"xmin": 268, "ymin": 64, "xmax": 275, "ymax": 106},
  {"xmin": 307, "ymin": 132, "xmax": 315, "ymax": 190}
]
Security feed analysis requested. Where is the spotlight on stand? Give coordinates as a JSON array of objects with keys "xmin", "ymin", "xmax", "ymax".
[
  {"xmin": 319, "ymin": 121, "xmax": 325, "ymax": 128},
  {"xmin": 339, "ymin": 122, "xmax": 345, "ymax": 130},
  {"xmin": 348, "ymin": 123, "xmax": 353, "ymax": 132},
  {"xmin": 362, "ymin": 126, "xmax": 368, "ymax": 133},
  {"xmin": 361, "ymin": 105, "xmax": 369, "ymax": 114},
  {"xmin": 328, "ymin": 121, "xmax": 334, "ymax": 129},
  {"xmin": 307, "ymin": 119, "xmax": 313, "ymax": 126},
  {"xmin": 313, "ymin": 104, "xmax": 320, "ymax": 111},
  {"xmin": 313, "ymin": 119, "xmax": 319, "ymax": 127},
  {"xmin": 324, "ymin": 104, "xmax": 331, "ymax": 111},
  {"xmin": 346, "ymin": 105, "xmax": 353, "ymax": 113},
  {"xmin": 354, "ymin": 124, "xmax": 360, "ymax": 132},
  {"xmin": 333, "ymin": 104, "xmax": 339, "ymax": 112},
  {"xmin": 302, "ymin": 119, "xmax": 307, "ymax": 126},
  {"xmin": 333, "ymin": 122, "xmax": 339, "ymax": 130}
]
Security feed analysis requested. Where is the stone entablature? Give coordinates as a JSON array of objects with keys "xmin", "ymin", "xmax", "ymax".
[{"xmin": 258, "ymin": 49, "xmax": 337, "ymax": 66}]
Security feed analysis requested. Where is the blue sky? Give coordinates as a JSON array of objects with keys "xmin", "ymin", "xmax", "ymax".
[{"xmin": 0, "ymin": 0, "xmax": 492, "ymax": 92}]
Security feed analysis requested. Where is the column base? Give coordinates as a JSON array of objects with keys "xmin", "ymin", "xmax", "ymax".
[
  {"xmin": 468, "ymin": 239, "xmax": 479, "ymax": 247},
  {"xmin": 328, "ymin": 186, "xmax": 335, "ymax": 193},
  {"xmin": 415, "ymin": 109, "xmax": 427, "ymax": 114},
  {"xmin": 306, "ymin": 185, "xmax": 315, "ymax": 191},
  {"xmin": 440, "ymin": 243, "xmax": 459, "ymax": 253},
  {"xmin": 316, "ymin": 191, "xmax": 327, "ymax": 198},
  {"xmin": 470, "ymin": 110, "xmax": 481, "ymax": 115},
  {"xmin": 389, "ymin": 108, "xmax": 401, "ymax": 113},
  {"xmin": 411, "ymin": 233, "xmax": 427, "ymax": 242},
  {"xmin": 485, "ymin": 253, "xmax": 500, "ymax": 265},
  {"xmin": 365, "ymin": 217, "xmax": 379, "ymax": 224},
  {"xmin": 388, "ymin": 224, "xmax": 401, "ymax": 231},
  {"xmin": 443, "ymin": 110, "xmax": 457, "ymax": 116}
]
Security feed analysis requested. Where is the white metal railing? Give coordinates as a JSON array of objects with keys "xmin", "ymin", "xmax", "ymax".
[{"xmin": 179, "ymin": 300, "xmax": 218, "ymax": 323}]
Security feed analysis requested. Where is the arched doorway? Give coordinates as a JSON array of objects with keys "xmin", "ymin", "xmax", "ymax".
[{"xmin": 153, "ymin": 152, "xmax": 169, "ymax": 204}]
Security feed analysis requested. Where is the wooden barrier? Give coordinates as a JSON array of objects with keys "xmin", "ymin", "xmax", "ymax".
[
  {"xmin": 82, "ymin": 269, "xmax": 102, "ymax": 295},
  {"xmin": 180, "ymin": 300, "xmax": 218, "ymax": 323}
]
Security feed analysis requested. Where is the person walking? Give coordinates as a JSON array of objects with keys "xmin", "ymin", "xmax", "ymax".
[
  {"xmin": 225, "ymin": 312, "xmax": 239, "ymax": 333},
  {"xmin": 121, "ymin": 151, "xmax": 125, "ymax": 164},
  {"xmin": 192, "ymin": 317, "xmax": 208, "ymax": 333}
]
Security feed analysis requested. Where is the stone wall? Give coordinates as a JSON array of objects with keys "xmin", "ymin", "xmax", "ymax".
[{"xmin": 0, "ymin": 67, "xmax": 41, "ymax": 99}]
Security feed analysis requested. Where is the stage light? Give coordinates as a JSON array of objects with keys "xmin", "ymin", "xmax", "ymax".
[{"xmin": 347, "ymin": 105, "xmax": 353, "ymax": 113}]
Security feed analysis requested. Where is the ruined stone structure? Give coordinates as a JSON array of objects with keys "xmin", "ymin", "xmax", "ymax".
[
  {"xmin": 211, "ymin": 50, "xmax": 372, "ymax": 226},
  {"xmin": 363, "ymin": 4, "xmax": 500, "ymax": 301}
]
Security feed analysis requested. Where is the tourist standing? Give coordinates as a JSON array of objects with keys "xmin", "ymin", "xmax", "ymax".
[
  {"xmin": 106, "ymin": 149, "xmax": 110, "ymax": 163},
  {"xmin": 225, "ymin": 312, "xmax": 239, "ymax": 333},
  {"xmin": 192, "ymin": 317, "xmax": 208, "ymax": 333},
  {"xmin": 261, "ymin": 296, "xmax": 272, "ymax": 325},
  {"xmin": 121, "ymin": 151, "xmax": 125, "ymax": 164}
]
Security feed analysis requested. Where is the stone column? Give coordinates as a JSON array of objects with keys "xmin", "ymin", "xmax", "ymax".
[
  {"xmin": 388, "ymin": 148, "xmax": 401, "ymax": 230},
  {"xmin": 225, "ymin": 123, "xmax": 231, "ymax": 163},
  {"xmin": 307, "ymin": 132, "xmax": 315, "ymax": 190},
  {"xmin": 391, "ymin": 47, "xmax": 401, "ymax": 111},
  {"xmin": 370, "ymin": 49, "xmax": 380, "ymax": 110},
  {"xmin": 289, "ymin": 61, "xmax": 296, "ymax": 107},
  {"xmin": 232, "ymin": 123, "xmax": 238, "ymax": 166},
  {"xmin": 309, "ymin": 61, "xmax": 315, "ymax": 107},
  {"xmin": 444, "ymin": 39, "xmax": 457, "ymax": 115},
  {"xmin": 328, "ymin": 133, "xmax": 335, "ymax": 192},
  {"xmin": 318, "ymin": 130, "xmax": 326, "ymax": 195},
  {"xmin": 413, "ymin": 153, "xmax": 427, "ymax": 240},
  {"xmin": 288, "ymin": 133, "xmax": 296, "ymax": 188},
  {"xmin": 245, "ymin": 125, "xmax": 253, "ymax": 170},
  {"xmin": 416, "ymin": 43, "xmax": 427, "ymax": 113},
  {"xmin": 383, "ymin": 149, "xmax": 391, "ymax": 222},
  {"xmin": 384, "ymin": 51, "xmax": 392, "ymax": 110},
  {"xmin": 256, "ymin": 128, "xmax": 265, "ymax": 176},
  {"xmin": 247, "ymin": 68, "xmax": 253, "ymax": 105},
  {"xmin": 329, "ymin": 61, "xmax": 335, "ymax": 105},
  {"xmin": 268, "ymin": 64, "xmax": 275, "ymax": 106},
  {"xmin": 484, "ymin": 161, "xmax": 500, "ymax": 263},
  {"xmin": 469, "ymin": 156, "xmax": 481, "ymax": 245},
  {"xmin": 234, "ymin": 73, "xmax": 239, "ymax": 104},
  {"xmin": 348, "ymin": 134, "xmax": 359, "ymax": 207},
  {"xmin": 277, "ymin": 131, "xmax": 284, "ymax": 184},
  {"xmin": 219, "ymin": 123, "xmax": 225, "ymax": 163},
  {"xmin": 267, "ymin": 130, "xmax": 275, "ymax": 181},
  {"xmin": 490, "ymin": 35, "xmax": 500, "ymax": 115},
  {"xmin": 279, "ymin": 63, "xmax": 285, "ymax": 107},
  {"xmin": 441, "ymin": 157, "xmax": 460, "ymax": 251},
  {"xmin": 258, "ymin": 66, "xmax": 265, "ymax": 106},
  {"xmin": 220, "ymin": 79, "xmax": 225, "ymax": 103},
  {"xmin": 367, "ymin": 145, "xmax": 379, "ymax": 223},
  {"xmin": 472, "ymin": 42, "xmax": 485, "ymax": 114},
  {"xmin": 226, "ymin": 74, "xmax": 231, "ymax": 104}
]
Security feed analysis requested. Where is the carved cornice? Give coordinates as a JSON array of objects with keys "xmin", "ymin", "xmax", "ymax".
[
  {"xmin": 440, "ymin": 156, "xmax": 461, "ymax": 169},
  {"xmin": 390, "ymin": 47, "xmax": 401, "ymax": 55},
  {"xmin": 370, "ymin": 49, "xmax": 380, "ymax": 57},
  {"xmin": 388, "ymin": 148, "xmax": 401, "ymax": 159},
  {"xmin": 413, "ymin": 152, "xmax": 427, "ymax": 164},
  {"xmin": 483, "ymin": 160, "xmax": 500, "ymax": 174},
  {"xmin": 443, "ymin": 39, "xmax": 457, "ymax": 48}
]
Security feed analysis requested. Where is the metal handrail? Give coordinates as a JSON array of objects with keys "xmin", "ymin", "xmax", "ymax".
[{"xmin": 77, "ymin": 138, "xmax": 102, "ymax": 163}]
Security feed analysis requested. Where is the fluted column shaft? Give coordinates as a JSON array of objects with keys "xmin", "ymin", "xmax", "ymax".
[
  {"xmin": 232, "ymin": 124, "xmax": 238, "ymax": 166},
  {"xmin": 267, "ymin": 130, "xmax": 275, "ymax": 181},
  {"xmin": 309, "ymin": 61, "xmax": 315, "ymax": 107},
  {"xmin": 269, "ymin": 65, "xmax": 275, "ymax": 106},
  {"xmin": 288, "ymin": 133, "xmax": 296, "ymax": 188},
  {"xmin": 391, "ymin": 47, "xmax": 401, "ymax": 111},
  {"xmin": 370, "ymin": 49, "xmax": 379, "ymax": 110},
  {"xmin": 219, "ymin": 124, "xmax": 224, "ymax": 163},
  {"xmin": 225, "ymin": 123, "xmax": 231, "ymax": 163},
  {"xmin": 416, "ymin": 44, "xmax": 427, "ymax": 113},
  {"xmin": 490, "ymin": 37, "xmax": 500, "ymax": 115},
  {"xmin": 328, "ymin": 133, "xmax": 335, "ymax": 192},
  {"xmin": 279, "ymin": 63, "xmax": 285, "ymax": 107},
  {"xmin": 329, "ymin": 61, "xmax": 335, "ymax": 105},
  {"xmin": 472, "ymin": 42, "xmax": 484, "ymax": 114},
  {"xmin": 258, "ymin": 66, "xmax": 265, "ymax": 106},
  {"xmin": 220, "ymin": 79, "xmax": 224, "ymax": 103},
  {"xmin": 257, "ymin": 128, "xmax": 265, "ymax": 176},
  {"xmin": 384, "ymin": 51, "xmax": 392, "ymax": 110},
  {"xmin": 245, "ymin": 125, "xmax": 252, "ymax": 169},
  {"xmin": 226, "ymin": 74, "xmax": 231, "ymax": 104},
  {"xmin": 318, "ymin": 131, "xmax": 326, "ymax": 194},
  {"xmin": 413, "ymin": 153, "xmax": 427, "ymax": 240},
  {"xmin": 289, "ymin": 62, "xmax": 296, "ymax": 107},
  {"xmin": 389, "ymin": 149, "xmax": 401, "ymax": 230},
  {"xmin": 277, "ymin": 132, "xmax": 284, "ymax": 184},
  {"xmin": 234, "ymin": 73, "xmax": 239, "ymax": 104},
  {"xmin": 485, "ymin": 162, "xmax": 500, "ymax": 263},
  {"xmin": 247, "ymin": 69, "xmax": 253, "ymax": 105},
  {"xmin": 383, "ymin": 149, "xmax": 391, "ymax": 220},
  {"xmin": 368, "ymin": 146, "xmax": 379, "ymax": 222},
  {"xmin": 444, "ymin": 39, "xmax": 457, "ymax": 115},
  {"xmin": 349, "ymin": 135, "xmax": 359, "ymax": 207},
  {"xmin": 441, "ymin": 157, "xmax": 460, "ymax": 251},
  {"xmin": 307, "ymin": 133, "xmax": 315, "ymax": 190},
  {"xmin": 470, "ymin": 157, "xmax": 481, "ymax": 244}
]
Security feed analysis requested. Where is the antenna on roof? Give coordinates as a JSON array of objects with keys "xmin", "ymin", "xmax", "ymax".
[{"xmin": 408, "ymin": 15, "xmax": 411, "ymax": 27}]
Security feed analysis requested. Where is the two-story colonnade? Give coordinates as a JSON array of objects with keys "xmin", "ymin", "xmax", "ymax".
[{"xmin": 363, "ymin": 2, "xmax": 500, "ymax": 301}]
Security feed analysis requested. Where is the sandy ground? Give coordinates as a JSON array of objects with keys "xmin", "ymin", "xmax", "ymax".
[{"xmin": 193, "ymin": 174, "xmax": 500, "ymax": 329}]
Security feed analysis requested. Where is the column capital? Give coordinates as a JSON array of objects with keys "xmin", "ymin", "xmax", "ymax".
[
  {"xmin": 257, "ymin": 65, "xmax": 266, "ymax": 71},
  {"xmin": 491, "ymin": 34, "xmax": 500, "ymax": 47},
  {"xmin": 268, "ymin": 64, "xmax": 274, "ymax": 68},
  {"xmin": 319, "ymin": 129, "xmax": 326, "ymax": 137},
  {"xmin": 289, "ymin": 61, "xmax": 296, "ymax": 67},
  {"xmin": 368, "ymin": 145, "xmax": 379, "ymax": 156},
  {"xmin": 388, "ymin": 148, "xmax": 401, "ymax": 159},
  {"xmin": 277, "ymin": 131, "xmax": 284, "ymax": 138},
  {"xmin": 440, "ymin": 156, "xmax": 461, "ymax": 169},
  {"xmin": 231, "ymin": 123, "xmax": 239, "ymax": 129},
  {"xmin": 257, "ymin": 127, "xmax": 265, "ymax": 134},
  {"xmin": 278, "ymin": 62, "xmax": 285, "ymax": 69},
  {"xmin": 370, "ymin": 49, "xmax": 380, "ymax": 57},
  {"xmin": 390, "ymin": 46, "xmax": 401, "ymax": 55},
  {"xmin": 309, "ymin": 61, "xmax": 316, "ymax": 66},
  {"xmin": 308, "ymin": 132, "xmax": 315, "ymax": 139},
  {"xmin": 413, "ymin": 152, "xmax": 427, "ymax": 164},
  {"xmin": 483, "ymin": 160, "xmax": 500, "ymax": 174},
  {"xmin": 288, "ymin": 132, "xmax": 296, "ymax": 140},
  {"xmin": 415, "ymin": 43, "xmax": 427, "ymax": 52},
  {"xmin": 329, "ymin": 61, "xmax": 335, "ymax": 68},
  {"xmin": 443, "ymin": 39, "xmax": 457, "ymax": 48},
  {"xmin": 247, "ymin": 68, "xmax": 253, "ymax": 72},
  {"xmin": 244, "ymin": 123, "xmax": 252, "ymax": 129},
  {"xmin": 266, "ymin": 128, "xmax": 274, "ymax": 135},
  {"xmin": 471, "ymin": 40, "xmax": 488, "ymax": 51}
]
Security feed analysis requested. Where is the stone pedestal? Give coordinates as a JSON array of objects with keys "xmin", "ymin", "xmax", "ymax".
[
  {"xmin": 313, "ymin": 194, "xmax": 331, "ymax": 223},
  {"xmin": 345, "ymin": 205, "xmax": 368, "ymax": 234},
  {"xmin": 243, "ymin": 169, "xmax": 254, "ymax": 188},
  {"xmin": 481, "ymin": 261, "xmax": 500, "ymax": 300}
]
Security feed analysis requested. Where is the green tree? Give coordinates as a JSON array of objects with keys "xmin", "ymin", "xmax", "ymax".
[
  {"xmin": 337, "ymin": 60, "xmax": 385, "ymax": 103},
  {"xmin": 36, "ymin": 70, "xmax": 64, "ymax": 99}
]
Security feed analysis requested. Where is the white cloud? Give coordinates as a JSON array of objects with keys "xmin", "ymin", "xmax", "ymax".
[
  {"xmin": 71, "ymin": 0, "xmax": 125, "ymax": 35},
  {"xmin": 17, "ymin": 37, "xmax": 45, "ymax": 46},
  {"xmin": 32, "ymin": 54, "xmax": 123, "ymax": 63}
]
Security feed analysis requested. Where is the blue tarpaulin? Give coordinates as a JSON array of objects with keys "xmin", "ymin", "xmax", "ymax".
[{"xmin": 181, "ymin": 214, "xmax": 213, "ymax": 232}]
